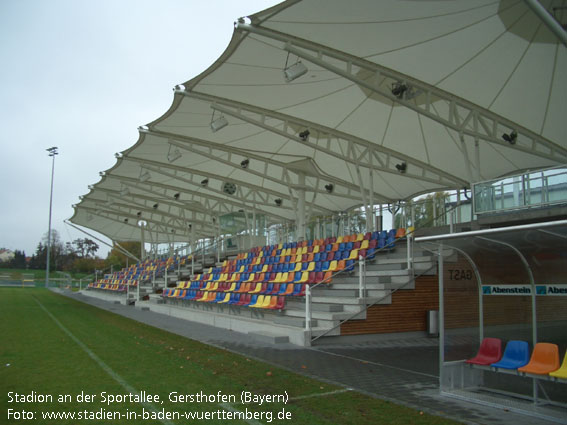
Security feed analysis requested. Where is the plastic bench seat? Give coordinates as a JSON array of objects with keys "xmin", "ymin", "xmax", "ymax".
[
  {"xmin": 518, "ymin": 343, "xmax": 560, "ymax": 375},
  {"xmin": 549, "ymin": 352, "xmax": 567, "ymax": 379},
  {"xmin": 491, "ymin": 340, "xmax": 530, "ymax": 370},
  {"xmin": 465, "ymin": 338, "xmax": 502, "ymax": 365}
]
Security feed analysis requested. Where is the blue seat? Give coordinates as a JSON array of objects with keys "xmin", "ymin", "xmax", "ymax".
[
  {"xmin": 491, "ymin": 340, "xmax": 530, "ymax": 370},
  {"xmin": 314, "ymin": 252, "xmax": 321, "ymax": 262},
  {"xmin": 345, "ymin": 260, "xmax": 356, "ymax": 271},
  {"xmin": 314, "ymin": 262, "xmax": 323, "ymax": 272}
]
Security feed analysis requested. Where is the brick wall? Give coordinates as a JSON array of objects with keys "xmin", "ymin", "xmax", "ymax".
[{"xmin": 341, "ymin": 253, "xmax": 567, "ymax": 336}]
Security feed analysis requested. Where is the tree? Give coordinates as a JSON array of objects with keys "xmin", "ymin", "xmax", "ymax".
[
  {"xmin": 10, "ymin": 250, "xmax": 27, "ymax": 269},
  {"xmin": 72, "ymin": 238, "xmax": 99, "ymax": 258},
  {"xmin": 393, "ymin": 192, "xmax": 450, "ymax": 230},
  {"xmin": 105, "ymin": 241, "xmax": 141, "ymax": 270}
]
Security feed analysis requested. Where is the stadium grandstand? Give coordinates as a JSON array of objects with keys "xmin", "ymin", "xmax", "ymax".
[{"xmin": 68, "ymin": 0, "xmax": 566, "ymax": 422}]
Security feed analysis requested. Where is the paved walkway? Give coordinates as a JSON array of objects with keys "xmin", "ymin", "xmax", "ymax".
[{"xmin": 55, "ymin": 289, "xmax": 562, "ymax": 425}]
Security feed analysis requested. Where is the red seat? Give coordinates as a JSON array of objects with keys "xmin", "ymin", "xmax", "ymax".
[
  {"xmin": 274, "ymin": 296, "xmax": 285, "ymax": 309},
  {"xmin": 465, "ymin": 338, "xmax": 502, "ymax": 365}
]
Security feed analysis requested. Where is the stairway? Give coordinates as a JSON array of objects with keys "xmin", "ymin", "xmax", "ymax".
[{"xmin": 272, "ymin": 242, "xmax": 439, "ymax": 341}]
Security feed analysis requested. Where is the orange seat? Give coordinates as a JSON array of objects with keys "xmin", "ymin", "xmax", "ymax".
[
  {"xmin": 518, "ymin": 343, "xmax": 560, "ymax": 375},
  {"xmin": 395, "ymin": 228, "xmax": 406, "ymax": 239}
]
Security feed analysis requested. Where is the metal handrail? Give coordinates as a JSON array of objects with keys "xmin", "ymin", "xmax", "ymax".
[{"xmin": 307, "ymin": 201, "xmax": 463, "ymax": 342}]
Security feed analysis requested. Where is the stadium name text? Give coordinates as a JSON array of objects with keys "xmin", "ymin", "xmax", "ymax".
[{"xmin": 482, "ymin": 285, "xmax": 567, "ymax": 296}]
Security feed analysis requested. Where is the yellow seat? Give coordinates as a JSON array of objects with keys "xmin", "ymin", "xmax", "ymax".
[
  {"xmin": 347, "ymin": 249, "xmax": 359, "ymax": 261},
  {"xmin": 251, "ymin": 295, "xmax": 265, "ymax": 308},
  {"xmin": 549, "ymin": 352, "xmax": 567, "ymax": 379},
  {"xmin": 227, "ymin": 282, "xmax": 236, "ymax": 292},
  {"xmin": 218, "ymin": 293, "xmax": 231, "ymax": 304},
  {"xmin": 249, "ymin": 282, "xmax": 263, "ymax": 294},
  {"xmin": 260, "ymin": 295, "xmax": 272, "ymax": 308}
]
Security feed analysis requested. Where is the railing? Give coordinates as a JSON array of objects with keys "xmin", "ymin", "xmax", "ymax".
[
  {"xmin": 306, "ymin": 202, "xmax": 462, "ymax": 344},
  {"xmin": 473, "ymin": 165, "xmax": 567, "ymax": 215}
]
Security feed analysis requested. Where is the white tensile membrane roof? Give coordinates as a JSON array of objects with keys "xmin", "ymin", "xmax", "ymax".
[{"xmin": 71, "ymin": 0, "xmax": 567, "ymax": 244}]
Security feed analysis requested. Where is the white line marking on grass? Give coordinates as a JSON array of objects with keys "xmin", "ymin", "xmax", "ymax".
[
  {"xmin": 312, "ymin": 348, "xmax": 439, "ymax": 379},
  {"xmin": 290, "ymin": 388, "xmax": 352, "ymax": 401},
  {"xmin": 33, "ymin": 296, "xmax": 175, "ymax": 425}
]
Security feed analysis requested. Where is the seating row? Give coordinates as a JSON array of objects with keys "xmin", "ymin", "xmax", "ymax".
[
  {"xmin": 161, "ymin": 288, "xmax": 290, "ymax": 310},
  {"xmin": 89, "ymin": 254, "xmax": 190, "ymax": 293},
  {"xmin": 202, "ymin": 228, "xmax": 409, "ymax": 278},
  {"xmin": 466, "ymin": 338, "xmax": 567, "ymax": 379},
  {"xmin": 87, "ymin": 283, "xmax": 127, "ymax": 292}
]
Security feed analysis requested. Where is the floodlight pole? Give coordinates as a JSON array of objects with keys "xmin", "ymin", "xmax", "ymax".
[{"xmin": 45, "ymin": 147, "xmax": 58, "ymax": 288}]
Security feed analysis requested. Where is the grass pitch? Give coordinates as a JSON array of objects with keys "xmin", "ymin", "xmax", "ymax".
[{"xmin": 0, "ymin": 288, "xmax": 458, "ymax": 424}]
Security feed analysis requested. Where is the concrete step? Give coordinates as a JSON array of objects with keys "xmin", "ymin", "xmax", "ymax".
[
  {"xmin": 364, "ymin": 269, "xmax": 411, "ymax": 277},
  {"xmin": 281, "ymin": 307, "xmax": 357, "ymax": 322},
  {"xmin": 248, "ymin": 331, "xmax": 289, "ymax": 344},
  {"xmin": 311, "ymin": 295, "xmax": 390, "ymax": 305},
  {"xmin": 273, "ymin": 315, "xmax": 319, "ymax": 328},
  {"xmin": 371, "ymin": 254, "xmax": 433, "ymax": 265},
  {"xmin": 329, "ymin": 282, "xmax": 387, "ymax": 290},
  {"xmin": 285, "ymin": 299, "xmax": 344, "ymax": 312},
  {"xmin": 312, "ymin": 288, "xmax": 359, "ymax": 297}
]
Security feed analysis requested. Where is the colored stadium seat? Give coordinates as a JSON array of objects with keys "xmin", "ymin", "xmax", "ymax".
[
  {"xmin": 549, "ymin": 352, "xmax": 567, "ymax": 379},
  {"xmin": 465, "ymin": 338, "xmax": 502, "ymax": 365},
  {"xmin": 518, "ymin": 343, "xmax": 560, "ymax": 375},
  {"xmin": 491, "ymin": 340, "xmax": 530, "ymax": 370}
]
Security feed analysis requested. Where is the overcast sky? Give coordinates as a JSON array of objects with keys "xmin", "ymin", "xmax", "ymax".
[{"xmin": 0, "ymin": 0, "xmax": 281, "ymax": 258}]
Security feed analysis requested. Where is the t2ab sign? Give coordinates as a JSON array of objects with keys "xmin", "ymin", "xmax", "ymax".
[{"xmin": 482, "ymin": 285, "xmax": 567, "ymax": 296}]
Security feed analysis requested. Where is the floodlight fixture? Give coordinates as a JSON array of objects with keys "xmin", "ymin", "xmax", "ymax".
[
  {"xmin": 395, "ymin": 162, "xmax": 407, "ymax": 173},
  {"xmin": 284, "ymin": 61, "xmax": 308, "ymax": 82},
  {"xmin": 275, "ymin": 198, "xmax": 283, "ymax": 207},
  {"xmin": 391, "ymin": 82, "xmax": 408, "ymax": 99},
  {"xmin": 325, "ymin": 183, "xmax": 334, "ymax": 193},
  {"xmin": 139, "ymin": 170, "xmax": 151, "ymax": 182},
  {"xmin": 299, "ymin": 130, "xmax": 310, "ymax": 141},
  {"xmin": 201, "ymin": 178, "xmax": 209, "ymax": 187},
  {"xmin": 240, "ymin": 159, "xmax": 250, "ymax": 169},
  {"xmin": 124, "ymin": 218, "xmax": 129, "ymax": 223},
  {"xmin": 210, "ymin": 115, "xmax": 228, "ymax": 132},
  {"xmin": 173, "ymin": 192, "xmax": 180, "ymax": 200},
  {"xmin": 137, "ymin": 211, "xmax": 142, "ymax": 217},
  {"xmin": 502, "ymin": 130, "xmax": 517, "ymax": 145},
  {"xmin": 167, "ymin": 148, "xmax": 182, "ymax": 163},
  {"xmin": 46, "ymin": 146, "xmax": 58, "ymax": 157},
  {"xmin": 153, "ymin": 203, "xmax": 159, "ymax": 209}
]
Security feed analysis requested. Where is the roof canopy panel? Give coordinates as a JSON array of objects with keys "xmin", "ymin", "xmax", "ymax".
[{"xmin": 72, "ymin": 0, "xmax": 567, "ymax": 242}]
